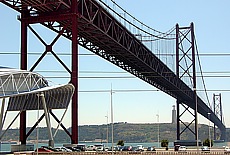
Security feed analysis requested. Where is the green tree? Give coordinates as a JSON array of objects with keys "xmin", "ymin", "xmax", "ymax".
[
  {"xmin": 117, "ymin": 140, "xmax": 124, "ymax": 146},
  {"xmin": 161, "ymin": 139, "xmax": 169, "ymax": 147},
  {"xmin": 203, "ymin": 138, "xmax": 213, "ymax": 147}
]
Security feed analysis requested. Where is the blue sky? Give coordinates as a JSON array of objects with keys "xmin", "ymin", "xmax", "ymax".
[{"xmin": 1, "ymin": 0, "xmax": 230, "ymax": 130}]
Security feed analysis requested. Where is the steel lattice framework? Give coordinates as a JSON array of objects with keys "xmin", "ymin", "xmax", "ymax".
[
  {"xmin": 0, "ymin": 67, "xmax": 48, "ymax": 97},
  {"xmin": 0, "ymin": 0, "xmax": 226, "ymax": 143},
  {"xmin": 213, "ymin": 93, "xmax": 224, "ymax": 140},
  {"xmin": 176, "ymin": 23, "xmax": 198, "ymax": 140}
]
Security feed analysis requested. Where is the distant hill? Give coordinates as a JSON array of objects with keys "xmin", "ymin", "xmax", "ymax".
[{"xmin": 2, "ymin": 123, "xmax": 230, "ymax": 143}]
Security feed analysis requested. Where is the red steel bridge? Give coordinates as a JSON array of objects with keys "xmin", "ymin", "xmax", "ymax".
[{"xmin": 0, "ymin": 0, "xmax": 226, "ymax": 144}]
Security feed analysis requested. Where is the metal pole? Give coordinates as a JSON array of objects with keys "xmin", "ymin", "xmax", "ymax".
[
  {"xmin": 39, "ymin": 93, "xmax": 54, "ymax": 147},
  {"xmin": 194, "ymin": 87, "xmax": 199, "ymax": 154},
  {"xmin": 105, "ymin": 114, "xmax": 109, "ymax": 148},
  {"xmin": 156, "ymin": 114, "xmax": 159, "ymax": 148},
  {"xmin": 0, "ymin": 98, "xmax": 5, "ymax": 152},
  {"xmin": 111, "ymin": 85, "xmax": 114, "ymax": 155},
  {"xmin": 0, "ymin": 98, "xmax": 5, "ymax": 134},
  {"xmin": 208, "ymin": 113, "xmax": 211, "ymax": 150}
]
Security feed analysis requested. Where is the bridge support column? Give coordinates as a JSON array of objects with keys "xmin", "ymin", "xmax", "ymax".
[
  {"xmin": 71, "ymin": 0, "xmax": 79, "ymax": 144},
  {"xmin": 20, "ymin": 9, "xmax": 29, "ymax": 145},
  {"xmin": 18, "ymin": 1, "xmax": 80, "ymax": 144}
]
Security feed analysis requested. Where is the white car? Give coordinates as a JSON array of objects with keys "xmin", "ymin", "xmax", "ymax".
[
  {"xmin": 224, "ymin": 146, "xmax": 230, "ymax": 152},
  {"xmin": 55, "ymin": 147, "xmax": 72, "ymax": 152},
  {"xmin": 201, "ymin": 146, "xmax": 210, "ymax": 152},
  {"xmin": 136, "ymin": 145, "xmax": 144, "ymax": 151},
  {"xmin": 94, "ymin": 144, "xmax": 105, "ymax": 151},
  {"xmin": 178, "ymin": 146, "xmax": 187, "ymax": 151},
  {"xmin": 86, "ymin": 145, "xmax": 96, "ymax": 151}
]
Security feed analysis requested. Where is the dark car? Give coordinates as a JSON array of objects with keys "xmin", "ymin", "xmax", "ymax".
[
  {"xmin": 174, "ymin": 145, "xmax": 180, "ymax": 151},
  {"xmin": 118, "ymin": 146, "xmax": 124, "ymax": 151},
  {"xmin": 40, "ymin": 146, "xmax": 58, "ymax": 152},
  {"xmin": 75, "ymin": 144, "xmax": 86, "ymax": 151},
  {"xmin": 108, "ymin": 146, "xmax": 119, "ymax": 151},
  {"xmin": 147, "ymin": 146, "xmax": 156, "ymax": 151},
  {"xmin": 122, "ymin": 145, "xmax": 132, "ymax": 151},
  {"xmin": 66, "ymin": 147, "xmax": 81, "ymax": 152}
]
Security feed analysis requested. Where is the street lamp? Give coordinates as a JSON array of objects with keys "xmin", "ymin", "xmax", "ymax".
[
  {"xmin": 105, "ymin": 114, "xmax": 109, "ymax": 148},
  {"xmin": 194, "ymin": 87, "xmax": 199, "ymax": 153},
  {"xmin": 110, "ymin": 85, "xmax": 114, "ymax": 154},
  {"xmin": 156, "ymin": 114, "xmax": 159, "ymax": 148},
  {"xmin": 208, "ymin": 112, "xmax": 211, "ymax": 149}
]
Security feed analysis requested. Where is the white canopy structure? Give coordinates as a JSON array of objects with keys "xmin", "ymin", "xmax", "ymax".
[
  {"xmin": 0, "ymin": 67, "xmax": 75, "ymax": 147},
  {"xmin": 0, "ymin": 66, "xmax": 48, "ymax": 98},
  {"xmin": 0, "ymin": 67, "xmax": 75, "ymax": 110}
]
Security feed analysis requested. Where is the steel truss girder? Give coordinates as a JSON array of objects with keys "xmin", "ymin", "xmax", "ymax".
[
  {"xmin": 38, "ymin": 0, "xmax": 195, "ymax": 101},
  {"xmin": 2, "ymin": 0, "xmax": 194, "ymax": 103},
  {"xmin": 0, "ymin": 0, "xmax": 71, "ymax": 14}
]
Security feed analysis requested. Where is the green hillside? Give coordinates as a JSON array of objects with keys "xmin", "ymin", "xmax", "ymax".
[{"xmin": 1, "ymin": 123, "xmax": 230, "ymax": 143}]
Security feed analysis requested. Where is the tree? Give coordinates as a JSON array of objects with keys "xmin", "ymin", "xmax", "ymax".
[
  {"xmin": 161, "ymin": 139, "xmax": 169, "ymax": 147},
  {"xmin": 203, "ymin": 138, "xmax": 213, "ymax": 147},
  {"xmin": 117, "ymin": 140, "xmax": 124, "ymax": 146}
]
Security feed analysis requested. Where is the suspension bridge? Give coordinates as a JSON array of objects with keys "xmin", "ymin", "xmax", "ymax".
[{"xmin": 0, "ymin": 0, "xmax": 226, "ymax": 145}]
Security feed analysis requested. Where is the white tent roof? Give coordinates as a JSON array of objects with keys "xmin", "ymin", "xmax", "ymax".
[
  {"xmin": 0, "ymin": 67, "xmax": 48, "ymax": 98},
  {"xmin": 0, "ymin": 67, "xmax": 75, "ymax": 111},
  {"xmin": 7, "ymin": 83, "xmax": 75, "ymax": 111}
]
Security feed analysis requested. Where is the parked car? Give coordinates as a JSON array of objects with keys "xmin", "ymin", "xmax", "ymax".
[
  {"xmin": 118, "ymin": 146, "xmax": 124, "ymax": 151},
  {"xmin": 55, "ymin": 147, "xmax": 72, "ymax": 152},
  {"xmin": 104, "ymin": 147, "xmax": 109, "ymax": 151},
  {"xmin": 36, "ymin": 147, "xmax": 53, "ymax": 152},
  {"xmin": 108, "ymin": 146, "xmax": 119, "ymax": 151},
  {"xmin": 122, "ymin": 145, "xmax": 132, "ymax": 151},
  {"xmin": 147, "ymin": 146, "xmax": 156, "ymax": 151},
  {"xmin": 94, "ymin": 144, "xmax": 105, "ymax": 151},
  {"xmin": 41, "ymin": 146, "xmax": 58, "ymax": 152},
  {"xmin": 66, "ymin": 146, "xmax": 81, "ymax": 152},
  {"xmin": 86, "ymin": 145, "xmax": 96, "ymax": 151},
  {"xmin": 201, "ymin": 146, "xmax": 210, "ymax": 152},
  {"xmin": 174, "ymin": 145, "xmax": 180, "ymax": 151},
  {"xmin": 178, "ymin": 146, "xmax": 187, "ymax": 152},
  {"xmin": 135, "ymin": 145, "xmax": 144, "ymax": 151},
  {"xmin": 75, "ymin": 144, "xmax": 86, "ymax": 151},
  {"xmin": 224, "ymin": 146, "xmax": 230, "ymax": 152}
]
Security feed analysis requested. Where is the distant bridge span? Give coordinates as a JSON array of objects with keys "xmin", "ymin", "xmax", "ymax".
[{"xmin": 0, "ymin": 0, "xmax": 225, "ymax": 143}]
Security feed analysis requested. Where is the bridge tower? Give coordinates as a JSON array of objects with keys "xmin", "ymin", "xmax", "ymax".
[
  {"xmin": 176, "ymin": 23, "xmax": 198, "ymax": 141},
  {"xmin": 19, "ymin": 2, "xmax": 79, "ymax": 144},
  {"xmin": 213, "ymin": 93, "xmax": 224, "ymax": 140}
]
